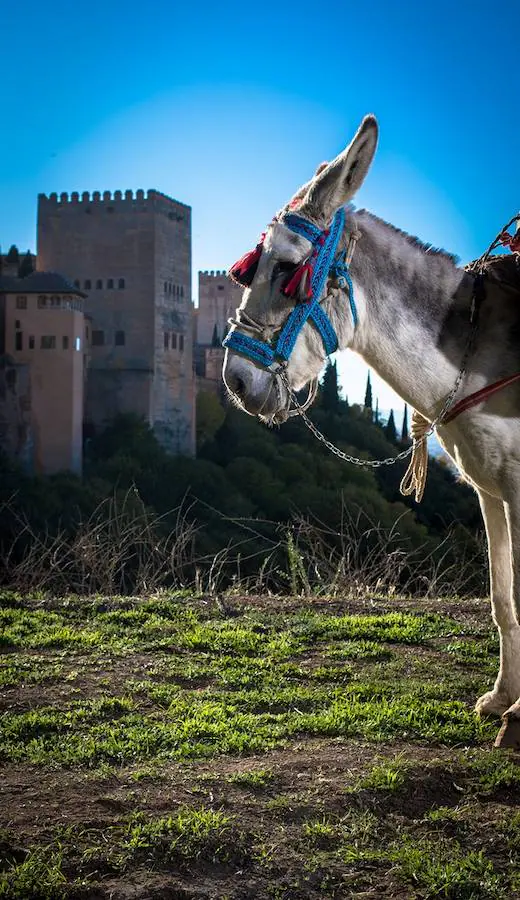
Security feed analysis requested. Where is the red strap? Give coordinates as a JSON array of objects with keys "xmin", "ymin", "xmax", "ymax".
[{"xmin": 443, "ymin": 372, "xmax": 520, "ymax": 424}]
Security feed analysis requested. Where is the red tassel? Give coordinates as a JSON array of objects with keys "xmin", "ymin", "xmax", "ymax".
[
  {"xmin": 283, "ymin": 262, "xmax": 313, "ymax": 300},
  {"xmin": 511, "ymin": 232, "xmax": 520, "ymax": 253},
  {"xmin": 499, "ymin": 231, "xmax": 520, "ymax": 253},
  {"xmin": 229, "ymin": 234, "xmax": 265, "ymax": 286}
]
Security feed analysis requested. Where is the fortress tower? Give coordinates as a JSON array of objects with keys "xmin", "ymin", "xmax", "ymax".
[
  {"xmin": 195, "ymin": 270, "xmax": 242, "ymax": 396},
  {"xmin": 37, "ymin": 189, "xmax": 195, "ymax": 455}
]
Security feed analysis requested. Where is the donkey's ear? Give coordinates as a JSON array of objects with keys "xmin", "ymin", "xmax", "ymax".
[
  {"xmin": 300, "ymin": 115, "xmax": 378, "ymax": 222},
  {"xmin": 286, "ymin": 161, "xmax": 329, "ymax": 211}
]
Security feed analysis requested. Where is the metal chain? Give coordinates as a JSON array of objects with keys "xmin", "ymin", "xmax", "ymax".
[
  {"xmin": 279, "ymin": 369, "xmax": 413, "ymax": 468},
  {"xmin": 279, "ymin": 301, "xmax": 481, "ymax": 469}
]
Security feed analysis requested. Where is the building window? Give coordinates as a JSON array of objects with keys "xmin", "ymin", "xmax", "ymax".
[
  {"xmin": 217, "ymin": 285, "xmax": 224, "ymax": 292},
  {"xmin": 15, "ymin": 319, "xmax": 20, "ymax": 329},
  {"xmin": 180, "ymin": 286, "xmax": 184, "ymax": 297},
  {"xmin": 16, "ymin": 296, "xmax": 27, "ymax": 309},
  {"xmin": 118, "ymin": 278, "xmax": 125, "ymax": 289},
  {"xmin": 62, "ymin": 336, "xmax": 69, "ymax": 350},
  {"xmin": 74, "ymin": 279, "xmax": 80, "ymax": 288},
  {"xmin": 50, "ymin": 296, "xmax": 61, "ymax": 308},
  {"xmin": 75, "ymin": 337, "xmax": 81, "ymax": 351},
  {"xmin": 38, "ymin": 295, "xmax": 47, "ymax": 308},
  {"xmin": 107, "ymin": 278, "xmax": 114, "ymax": 289},
  {"xmin": 171, "ymin": 332, "xmax": 177, "ymax": 350},
  {"xmin": 164, "ymin": 332, "xmax": 169, "ymax": 349},
  {"xmin": 86, "ymin": 326, "xmax": 89, "ymax": 340},
  {"xmin": 164, "ymin": 281, "xmax": 167, "ymax": 293},
  {"xmin": 41, "ymin": 335, "xmax": 56, "ymax": 349},
  {"xmin": 115, "ymin": 330, "xmax": 125, "ymax": 346},
  {"xmin": 179, "ymin": 334, "xmax": 184, "ymax": 351},
  {"xmin": 96, "ymin": 279, "xmax": 103, "ymax": 289},
  {"xmin": 29, "ymin": 336, "xmax": 35, "ymax": 350},
  {"xmin": 15, "ymin": 332, "xmax": 23, "ymax": 351},
  {"xmin": 84, "ymin": 279, "xmax": 91, "ymax": 290},
  {"xmin": 91, "ymin": 330, "xmax": 104, "ymax": 346}
]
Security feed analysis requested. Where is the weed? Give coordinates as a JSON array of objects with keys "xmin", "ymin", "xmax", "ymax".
[
  {"xmin": 353, "ymin": 757, "xmax": 408, "ymax": 792},
  {"xmin": 228, "ymin": 768, "xmax": 276, "ymax": 789},
  {"xmin": 0, "ymin": 847, "xmax": 66, "ymax": 900},
  {"xmin": 119, "ymin": 807, "xmax": 246, "ymax": 866}
]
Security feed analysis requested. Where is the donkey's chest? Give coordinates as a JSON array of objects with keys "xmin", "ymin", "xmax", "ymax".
[{"xmin": 437, "ymin": 416, "xmax": 520, "ymax": 497}]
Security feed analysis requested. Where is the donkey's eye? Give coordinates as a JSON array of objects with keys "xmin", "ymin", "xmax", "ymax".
[{"xmin": 273, "ymin": 260, "xmax": 296, "ymax": 278}]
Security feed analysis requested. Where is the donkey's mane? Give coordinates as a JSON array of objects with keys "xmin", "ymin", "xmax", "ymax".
[{"xmin": 358, "ymin": 210, "xmax": 460, "ymax": 266}]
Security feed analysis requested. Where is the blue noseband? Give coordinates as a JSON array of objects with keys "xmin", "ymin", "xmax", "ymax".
[{"xmin": 223, "ymin": 207, "xmax": 357, "ymax": 370}]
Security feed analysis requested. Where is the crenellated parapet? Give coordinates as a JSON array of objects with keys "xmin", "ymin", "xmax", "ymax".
[
  {"xmin": 38, "ymin": 189, "xmax": 191, "ymax": 220},
  {"xmin": 199, "ymin": 269, "xmax": 229, "ymax": 278}
]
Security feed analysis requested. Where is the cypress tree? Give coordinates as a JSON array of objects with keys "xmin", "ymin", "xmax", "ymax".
[
  {"xmin": 6, "ymin": 245, "xmax": 19, "ymax": 266},
  {"xmin": 401, "ymin": 403, "xmax": 409, "ymax": 442},
  {"xmin": 364, "ymin": 370, "xmax": 373, "ymax": 412},
  {"xmin": 18, "ymin": 251, "xmax": 34, "ymax": 278},
  {"xmin": 211, "ymin": 323, "xmax": 220, "ymax": 347},
  {"xmin": 321, "ymin": 360, "xmax": 339, "ymax": 412},
  {"xmin": 384, "ymin": 409, "xmax": 397, "ymax": 442},
  {"xmin": 374, "ymin": 397, "xmax": 380, "ymax": 426}
]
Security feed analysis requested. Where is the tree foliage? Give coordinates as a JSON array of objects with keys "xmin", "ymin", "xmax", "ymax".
[
  {"xmin": 364, "ymin": 370, "xmax": 373, "ymax": 411},
  {"xmin": 384, "ymin": 409, "xmax": 397, "ymax": 443},
  {"xmin": 321, "ymin": 360, "xmax": 339, "ymax": 412},
  {"xmin": 18, "ymin": 251, "xmax": 34, "ymax": 278},
  {"xmin": 0, "ymin": 388, "xmax": 484, "ymax": 594}
]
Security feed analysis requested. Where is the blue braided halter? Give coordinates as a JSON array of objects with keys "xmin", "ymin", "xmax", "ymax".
[{"xmin": 223, "ymin": 207, "xmax": 357, "ymax": 371}]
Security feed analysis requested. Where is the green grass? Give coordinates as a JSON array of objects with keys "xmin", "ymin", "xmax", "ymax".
[
  {"xmin": 0, "ymin": 847, "xmax": 67, "ymax": 900},
  {"xmin": 2, "ymin": 592, "xmax": 519, "ymax": 899}
]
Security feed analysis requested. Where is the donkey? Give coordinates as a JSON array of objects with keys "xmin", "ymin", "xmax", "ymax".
[{"xmin": 222, "ymin": 115, "xmax": 520, "ymax": 749}]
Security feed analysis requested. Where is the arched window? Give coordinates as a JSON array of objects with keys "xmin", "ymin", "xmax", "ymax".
[
  {"xmin": 96, "ymin": 279, "xmax": 102, "ymax": 289},
  {"xmin": 118, "ymin": 278, "xmax": 125, "ymax": 289},
  {"xmin": 115, "ymin": 330, "xmax": 125, "ymax": 346},
  {"xmin": 84, "ymin": 279, "xmax": 91, "ymax": 290},
  {"xmin": 107, "ymin": 278, "xmax": 114, "ymax": 289}
]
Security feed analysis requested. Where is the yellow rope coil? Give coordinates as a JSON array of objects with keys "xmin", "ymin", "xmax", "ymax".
[{"xmin": 399, "ymin": 410, "xmax": 431, "ymax": 503}]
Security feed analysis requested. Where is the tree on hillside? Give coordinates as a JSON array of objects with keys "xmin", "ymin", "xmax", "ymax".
[
  {"xmin": 364, "ymin": 371, "xmax": 373, "ymax": 414},
  {"xmin": 18, "ymin": 252, "xmax": 34, "ymax": 278},
  {"xmin": 321, "ymin": 360, "xmax": 339, "ymax": 412},
  {"xmin": 6, "ymin": 245, "xmax": 19, "ymax": 266},
  {"xmin": 384, "ymin": 409, "xmax": 397, "ymax": 442},
  {"xmin": 196, "ymin": 391, "xmax": 226, "ymax": 449},
  {"xmin": 401, "ymin": 404, "xmax": 409, "ymax": 442}
]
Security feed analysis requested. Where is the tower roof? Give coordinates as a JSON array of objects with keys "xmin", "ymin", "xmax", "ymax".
[{"xmin": 0, "ymin": 271, "xmax": 86, "ymax": 297}]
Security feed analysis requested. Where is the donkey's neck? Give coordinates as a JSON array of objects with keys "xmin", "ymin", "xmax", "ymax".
[{"xmin": 345, "ymin": 210, "xmax": 472, "ymax": 419}]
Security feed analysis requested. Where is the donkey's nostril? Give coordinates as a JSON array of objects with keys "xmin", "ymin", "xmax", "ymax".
[
  {"xmin": 226, "ymin": 370, "xmax": 246, "ymax": 399},
  {"xmin": 233, "ymin": 375, "xmax": 246, "ymax": 398}
]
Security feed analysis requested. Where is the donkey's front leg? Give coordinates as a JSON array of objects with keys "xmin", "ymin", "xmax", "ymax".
[
  {"xmin": 494, "ymin": 494, "xmax": 520, "ymax": 748},
  {"xmin": 475, "ymin": 492, "xmax": 520, "ymax": 719}
]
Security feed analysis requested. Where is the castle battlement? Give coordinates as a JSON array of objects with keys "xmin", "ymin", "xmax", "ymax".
[
  {"xmin": 38, "ymin": 189, "xmax": 191, "ymax": 220},
  {"xmin": 199, "ymin": 269, "xmax": 229, "ymax": 278}
]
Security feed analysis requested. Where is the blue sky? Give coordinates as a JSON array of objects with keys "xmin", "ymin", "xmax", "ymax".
[{"xmin": 2, "ymin": 0, "xmax": 519, "ymax": 411}]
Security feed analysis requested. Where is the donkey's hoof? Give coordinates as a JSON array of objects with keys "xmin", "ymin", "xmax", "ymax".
[
  {"xmin": 475, "ymin": 690, "xmax": 510, "ymax": 718},
  {"xmin": 495, "ymin": 712, "xmax": 520, "ymax": 750}
]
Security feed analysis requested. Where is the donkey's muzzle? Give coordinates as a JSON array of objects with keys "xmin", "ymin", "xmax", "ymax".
[{"xmin": 223, "ymin": 353, "xmax": 286, "ymax": 419}]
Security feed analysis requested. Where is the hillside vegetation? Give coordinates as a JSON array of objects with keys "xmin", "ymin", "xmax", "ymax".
[
  {"xmin": 0, "ymin": 364, "xmax": 485, "ymax": 598},
  {"xmin": 1, "ymin": 591, "xmax": 519, "ymax": 899}
]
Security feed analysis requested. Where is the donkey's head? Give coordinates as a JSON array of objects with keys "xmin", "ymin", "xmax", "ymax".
[{"xmin": 222, "ymin": 115, "xmax": 378, "ymax": 423}]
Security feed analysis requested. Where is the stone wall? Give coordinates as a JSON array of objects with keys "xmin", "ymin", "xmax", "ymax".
[
  {"xmin": 0, "ymin": 356, "xmax": 32, "ymax": 469},
  {"xmin": 37, "ymin": 189, "xmax": 195, "ymax": 455}
]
